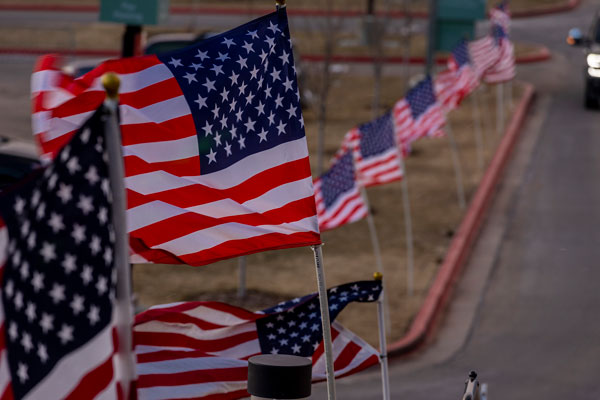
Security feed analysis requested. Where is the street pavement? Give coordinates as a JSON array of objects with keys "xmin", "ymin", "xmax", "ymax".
[{"xmin": 1, "ymin": 1, "xmax": 600, "ymax": 398}]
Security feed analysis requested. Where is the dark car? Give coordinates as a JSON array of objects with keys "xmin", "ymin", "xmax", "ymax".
[
  {"xmin": 0, "ymin": 137, "xmax": 40, "ymax": 191},
  {"xmin": 567, "ymin": 12, "xmax": 600, "ymax": 108}
]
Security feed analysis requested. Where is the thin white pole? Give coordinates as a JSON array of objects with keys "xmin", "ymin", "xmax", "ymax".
[
  {"xmin": 237, "ymin": 256, "xmax": 247, "ymax": 299},
  {"xmin": 397, "ymin": 153, "xmax": 415, "ymax": 296},
  {"xmin": 445, "ymin": 121, "xmax": 467, "ymax": 210},
  {"xmin": 102, "ymin": 73, "xmax": 137, "ymax": 398},
  {"xmin": 311, "ymin": 245, "xmax": 336, "ymax": 400},
  {"xmin": 470, "ymin": 92, "xmax": 485, "ymax": 173},
  {"xmin": 496, "ymin": 83, "xmax": 505, "ymax": 137},
  {"xmin": 507, "ymin": 79, "xmax": 514, "ymax": 110},
  {"xmin": 374, "ymin": 273, "xmax": 390, "ymax": 400}
]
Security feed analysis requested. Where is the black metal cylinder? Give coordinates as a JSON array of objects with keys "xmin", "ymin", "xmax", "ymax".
[{"xmin": 247, "ymin": 354, "xmax": 312, "ymax": 399}]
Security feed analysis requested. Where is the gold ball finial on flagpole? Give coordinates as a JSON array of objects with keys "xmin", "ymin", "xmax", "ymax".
[
  {"xmin": 275, "ymin": 0, "xmax": 286, "ymax": 8},
  {"xmin": 373, "ymin": 272, "xmax": 383, "ymax": 281},
  {"xmin": 101, "ymin": 72, "xmax": 121, "ymax": 101}
]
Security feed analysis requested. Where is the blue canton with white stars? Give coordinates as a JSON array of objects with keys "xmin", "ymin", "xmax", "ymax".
[
  {"xmin": 0, "ymin": 108, "xmax": 116, "ymax": 399},
  {"xmin": 358, "ymin": 112, "xmax": 395, "ymax": 158},
  {"xmin": 405, "ymin": 76, "xmax": 437, "ymax": 121},
  {"xmin": 493, "ymin": 24, "xmax": 508, "ymax": 44},
  {"xmin": 452, "ymin": 40, "xmax": 471, "ymax": 68},
  {"xmin": 320, "ymin": 152, "xmax": 357, "ymax": 209},
  {"xmin": 158, "ymin": 10, "xmax": 305, "ymax": 175},
  {"xmin": 256, "ymin": 280, "xmax": 382, "ymax": 357}
]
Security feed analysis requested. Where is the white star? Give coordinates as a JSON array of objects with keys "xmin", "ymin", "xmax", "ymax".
[
  {"xmin": 88, "ymin": 305, "xmax": 100, "ymax": 325},
  {"xmin": 38, "ymin": 344, "xmax": 49, "ymax": 363},
  {"xmin": 80, "ymin": 127, "xmax": 91, "ymax": 143},
  {"xmin": 274, "ymin": 94, "xmax": 284, "ymax": 108},
  {"xmin": 250, "ymin": 66, "xmax": 260, "ymax": 80},
  {"xmin": 235, "ymin": 109, "xmax": 243, "ymax": 122},
  {"xmin": 216, "ymin": 52, "xmax": 230, "ymax": 62},
  {"xmin": 279, "ymin": 50, "xmax": 290, "ymax": 65},
  {"xmin": 81, "ymin": 265, "xmax": 93, "ymax": 285},
  {"xmin": 35, "ymin": 202, "xmax": 46, "ymax": 220},
  {"xmin": 277, "ymin": 327, "xmax": 286, "ymax": 334},
  {"xmin": 62, "ymin": 253, "xmax": 77, "ymax": 274},
  {"xmin": 77, "ymin": 194, "xmax": 94, "ymax": 215},
  {"xmin": 40, "ymin": 313, "xmax": 54, "ymax": 333},
  {"xmin": 229, "ymin": 71, "xmax": 240, "ymax": 85},
  {"xmin": 238, "ymin": 136, "xmax": 246, "ymax": 150},
  {"xmin": 25, "ymin": 302, "xmax": 36, "ymax": 322},
  {"xmin": 230, "ymin": 126, "xmax": 238, "ymax": 139},
  {"xmin": 279, "ymin": 338, "xmax": 288, "ymax": 346},
  {"xmin": 314, "ymin": 341, "xmax": 320, "ymax": 350},
  {"xmin": 19, "ymin": 261, "xmax": 29, "ymax": 280},
  {"xmin": 195, "ymin": 49, "xmax": 209, "ymax": 61},
  {"xmin": 259, "ymin": 49, "xmax": 269, "ymax": 63},
  {"xmin": 31, "ymin": 271, "xmax": 44, "ymax": 292},
  {"xmin": 27, "ymin": 232, "xmax": 36, "ymax": 250},
  {"xmin": 271, "ymin": 347, "xmax": 279, "ymax": 354},
  {"xmin": 311, "ymin": 323, "xmax": 320, "ymax": 332},
  {"xmin": 301, "ymin": 334, "xmax": 311, "ymax": 342},
  {"xmin": 31, "ymin": 189, "xmax": 41, "ymax": 207},
  {"xmin": 288, "ymin": 320, "xmax": 296, "ymax": 327},
  {"xmin": 49, "ymin": 283, "xmax": 66, "ymax": 304},
  {"xmin": 351, "ymin": 284, "xmax": 360, "ymax": 291},
  {"xmin": 40, "ymin": 242, "xmax": 56, "ymax": 262},
  {"xmin": 12, "ymin": 250, "xmax": 21, "ymax": 266},
  {"xmin": 183, "ymin": 72, "xmax": 197, "ymax": 84},
  {"xmin": 229, "ymin": 99, "xmax": 237, "ymax": 112},
  {"xmin": 258, "ymin": 129, "xmax": 268, "ymax": 143},
  {"xmin": 257, "ymin": 75, "xmax": 265, "ymax": 88},
  {"xmin": 66, "ymin": 156, "xmax": 80, "ymax": 175},
  {"xmin": 267, "ymin": 112, "xmax": 276, "ymax": 126},
  {"xmin": 57, "ymin": 183, "xmax": 73, "ymax": 203},
  {"xmin": 330, "ymin": 303, "xmax": 338, "ymax": 310},
  {"xmin": 238, "ymin": 81, "xmax": 248, "ymax": 95},
  {"xmin": 206, "ymin": 148, "xmax": 217, "ymax": 164},
  {"xmin": 96, "ymin": 277, "xmax": 108, "ymax": 295},
  {"xmin": 84, "ymin": 166, "xmax": 100, "ymax": 185},
  {"xmin": 17, "ymin": 363, "xmax": 28, "ymax": 383},
  {"xmin": 219, "ymin": 115, "xmax": 228, "ymax": 129},
  {"xmin": 222, "ymin": 37, "xmax": 236, "ymax": 48},
  {"xmin": 60, "ymin": 146, "xmax": 70, "ymax": 161},
  {"xmin": 14, "ymin": 291, "xmax": 23, "ymax": 310},
  {"xmin": 282, "ymin": 77, "xmax": 294, "ymax": 92},
  {"xmin": 264, "ymin": 36, "xmax": 276, "ymax": 48},
  {"xmin": 101, "ymin": 179, "xmax": 110, "ymax": 197},
  {"xmin": 202, "ymin": 78, "xmax": 216, "ymax": 92},
  {"xmin": 202, "ymin": 121, "xmax": 214, "ymax": 137},
  {"xmin": 220, "ymin": 87, "xmax": 230, "ymax": 102},
  {"xmin": 103, "ymin": 247, "xmax": 113, "ymax": 265},
  {"xmin": 214, "ymin": 132, "xmax": 222, "ymax": 147},
  {"xmin": 244, "ymin": 117, "xmax": 256, "ymax": 133},
  {"xmin": 224, "ymin": 142, "xmax": 232, "ymax": 156},
  {"xmin": 265, "ymin": 85, "xmax": 273, "ymax": 99},
  {"xmin": 210, "ymin": 64, "xmax": 224, "ymax": 76},
  {"xmin": 194, "ymin": 94, "xmax": 208, "ymax": 109},
  {"xmin": 72, "ymin": 224, "xmax": 86, "ymax": 244},
  {"xmin": 276, "ymin": 120, "xmax": 287, "ymax": 135},
  {"xmin": 286, "ymin": 104, "xmax": 297, "ymax": 119},
  {"xmin": 8, "ymin": 322, "xmax": 18, "ymax": 341},
  {"xmin": 267, "ymin": 333, "xmax": 276, "ymax": 340},
  {"xmin": 267, "ymin": 21, "xmax": 281, "ymax": 34},
  {"xmin": 247, "ymin": 30, "xmax": 259, "ymax": 39},
  {"xmin": 70, "ymin": 294, "xmax": 85, "ymax": 315},
  {"xmin": 169, "ymin": 57, "xmax": 183, "ymax": 68},
  {"xmin": 276, "ymin": 313, "xmax": 284, "ymax": 319},
  {"xmin": 90, "ymin": 235, "xmax": 101, "ymax": 255},
  {"xmin": 57, "ymin": 324, "xmax": 74, "ymax": 344},
  {"xmin": 292, "ymin": 344, "xmax": 301, "ymax": 353},
  {"xmin": 299, "ymin": 322, "xmax": 308, "ymax": 329},
  {"xmin": 211, "ymin": 103, "xmax": 220, "ymax": 119},
  {"xmin": 270, "ymin": 67, "xmax": 281, "ymax": 82},
  {"xmin": 255, "ymin": 101, "xmax": 266, "ymax": 116},
  {"xmin": 236, "ymin": 55, "xmax": 248, "ymax": 69},
  {"xmin": 189, "ymin": 62, "xmax": 203, "ymax": 71},
  {"xmin": 242, "ymin": 41, "xmax": 254, "ymax": 53},
  {"xmin": 48, "ymin": 173, "xmax": 58, "ymax": 189},
  {"xmin": 98, "ymin": 207, "xmax": 108, "ymax": 225},
  {"xmin": 245, "ymin": 91, "xmax": 255, "ymax": 106}
]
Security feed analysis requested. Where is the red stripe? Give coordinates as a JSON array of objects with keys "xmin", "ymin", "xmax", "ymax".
[
  {"xmin": 124, "ymin": 155, "xmax": 201, "ymax": 177},
  {"xmin": 40, "ymin": 130, "xmax": 74, "ymax": 158},
  {"xmin": 135, "ymin": 302, "xmax": 257, "ymax": 327},
  {"xmin": 358, "ymin": 152, "xmax": 400, "ymax": 174},
  {"xmin": 320, "ymin": 201, "xmax": 367, "ymax": 231},
  {"xmin": 130, "ymin": 231, "xmax": 321, "ymax": 267},
  {"xmin": 318, "ymin": 192, "xmax": 365, "ymax": 229},
  {"xmin": 64, "ymin": 353, "xmax": 115, "ymax": 400},
  {"xmin": 125, "ymin": 157, "xmax": 312, "ymax": 208},
  {"xmin": 137, "ymin": 349, "xmax": 213, "ymax": 364},
  {"xmin": 311, "ymin": 327, "xmax": 341, "ymax": 364},
  {"xmin": 0, "ymin": 384, "xmax": 13, "ymax": 400},
  {"xmin": 121, "ymin": 115, "xmax": 196, "ymax": 146},
  {"xmin": 133, "ymin": 196, "xmax": 317, "ymax": 247},
  {"xmin": 136, "ymin": 310, "xmax": 247, "ymax": 332},
  {"xmin": 52, "ymin": 91, "xmax": 104, "ymax": 118},
  {"xmin": 137, "ymin": 366, "xmax": 248, "ymax": 388},
  {"xmin": 333, "ymin": 341, "xmax": 361, "ymax": 371},
  {"xmin": 134, "ymin": 330, "xmax": 258, "ymax": 352},
  {"xmin": 119, "ymin": 78, "xmax": 182, "ymax": 110},
  {"xmin": 169, "ymin": 389, "xmax": 249, "ymax": 400}
]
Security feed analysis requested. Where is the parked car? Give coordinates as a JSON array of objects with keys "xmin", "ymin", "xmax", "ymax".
[
  {"xmin": 0, "ymin": 137, "xmax": 40, "ymax": 191},
  {"xmin": 567, "ymin": 10, "xmax": 600, "ymax": 108}
]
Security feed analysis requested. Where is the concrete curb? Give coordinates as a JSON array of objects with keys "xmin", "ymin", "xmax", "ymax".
[
  {"xmin": 0, "ymin": 0, "xmax": 579, "ymax": 18},
  {"xmin": 387, "ymin": 83, "xmax": 536, "ymax": 357}
]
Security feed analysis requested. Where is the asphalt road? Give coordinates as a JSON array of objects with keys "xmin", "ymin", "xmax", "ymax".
[{"xmin": 2, "ymin": 1, "xmax": 600, "ymax": 399}]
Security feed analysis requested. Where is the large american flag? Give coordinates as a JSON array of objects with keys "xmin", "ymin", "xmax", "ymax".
[
  {"xmin": 393, "ymin": 76, "xmax": 446, "ymax": 146},
  {"xmin": 133, "ymin": 280, "xmax": 382, "ymax": 399},
  {"xmin": 484, "ymin": 24, "xmax": 516, "ymax": 84},
  {"xmin": 30, "ymin": 10, "xmax": 321, "ymax": 267},
  {"xmin": 0, "ymin": 108, "xmax": 122, "ymax": 399},
  {"xmin": 341, "ymin": 112, "xmax": 403, "ymax": 188},
  {"xmin": 434, "ymin": 40, "xmax": 478, "ymax": 112},
  {"xmin": 313, "ymin": 151, "xmax": 367, "ymax": 231},
  {"xmin": 468, "ymin": 36, "xmax": 500, "ymax": 81}
]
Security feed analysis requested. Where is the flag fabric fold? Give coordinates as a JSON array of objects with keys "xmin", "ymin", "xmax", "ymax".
[
  {"xmin": 0, "ymin": 108, "xmax": 122, "ymax": 399},
  {"xmin": 483, "ymin": 23, "xmax": 516, "ymax": 84},
  {"xmin": 434, "ymin": 40, "xmax": 478, "ymax": 112},
  {"xmin": 31, "ymin": 10, "xmax": 321, "ymax": 267},
  {"xmin": 133, "ymin": 280, "xmax": 383, "ymax": 400}
]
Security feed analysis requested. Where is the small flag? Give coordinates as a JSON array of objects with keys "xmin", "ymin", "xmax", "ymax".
[
  {"xmin": 314, "ymin": 151, "xmax": 368, "ymax": 231},
  {"xmin": 31, "ymin": 10, "xmax": 321, "ymax": 266},
  {"xmin": 0, "ymin": 108, "xmax": 121, "ymax": 399},
  {"xmin": 394, "ymin": 76, "xmax": 446, "ymax": 145},
  {"xmin": 435, "ymin": 40, "xmax": 478, "ymax": 111},
  {"xmin": 342, "ymin": 112, "xmax": 403, "ymax": 187},
  {"xmin": 134, "ymin": 280, "xmax": 382, "ymax": 400},
  {"xmin": 484, "ymin": 24, "xmax": 516, "ymax": 84},
  {"xmin": 489, "ymin": 2, "xmax": 511, "ymax": 35},
  {"xmin": 468, "ymin": 35, "xmax": 501, "ymax": 81}
]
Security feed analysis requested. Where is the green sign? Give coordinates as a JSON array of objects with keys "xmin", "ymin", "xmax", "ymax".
[
  {"xmin": 435, "ymin": 0, "xmax": 486, "ymax": 52},
  {"xmin": 437, "ymin": 0, "xmax": 486, "ymax": 20},
  {"xmin": 100, "ymin": 0, "xmax": 170, "ymax": 25},
  {"xmin": 436, "ymin": 20, "xmax": 476, "ymax": 52}
]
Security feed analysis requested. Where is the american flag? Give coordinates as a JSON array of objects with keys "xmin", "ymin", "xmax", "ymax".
[
  {"xmin": 468, "ymin": 36, "xmax": 500, "ymax": 81},
  {"xmin": 0, "ymin": 108, "xmax": 122, "ymax": 399},
  {"xmin": 435, "ymin": 40, "xmax": 478, "ymax": 112},
  {"xmin": 484, "ymin": 24, "xmax": 516, "ymax": 84},
  {"xmin": 489, "ymin": 2, "xmax": 511, "ymax": 35},
  {"xmin": 313, "ymin": 151, "xmax": 368, "ymax": 231},
  {"xmin": 133, "ymin": 280, "xmax": 382, "ymax": 399},
  {"xmin": 30, "ymin": 10, "xmax": 321, "ymax": 267},
  {"xmin": 393, "ymin": 76, "xmax": 446, "ymax": 145},
  {"xmin": 341, "ymin": 112, "xmax": 403, "ymax": 188}
]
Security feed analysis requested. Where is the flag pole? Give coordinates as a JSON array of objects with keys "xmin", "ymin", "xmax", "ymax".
[
  {"xmin": 101, "ymin": 72, "xmax": 137, "ymax": 397},
  {"xmin": 496, "ymin": 83, "xmax": 505, "ymax": 137},
  {"xmin": 396, "ymin": 152, "xmax": 415, "ymax": 296},
  {"xmin": 237, "ymin": 256, "xmax": 247, "ymax": 299},
  {"xmin": 373, "ymin": 272, "xmax": 390, "ymax": 400},
  {"xmin": 470, "ymin": 92, "xmax": 485, "ymax": 174},
  {"xmin": 311, "ymin": 245, "xmax": 336, "ymax": 400},
  {"xmin": 444, "ymin": 120, "xmax": 467, "ymax": 210}
]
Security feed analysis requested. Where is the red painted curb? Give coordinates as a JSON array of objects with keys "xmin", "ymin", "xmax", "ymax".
[
  {"xmin": 0, "ymin": 0, "xmax": 579, "ymax": 19},
  {"xmin": 387, "ymin": 83, "xmax": 536, "ymax": 357}
]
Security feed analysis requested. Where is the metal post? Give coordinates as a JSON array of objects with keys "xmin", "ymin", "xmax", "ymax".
[
  {"xmin": 122, "ymin": 25, "xmax": 142, "ymax": 58},
  {"xmin": 397, "ymin": 154, "xmax": 415, "ymax": 296},
  {"xmin": 470, "ymin": 91, "xmax": 485, "ymax": 173},
  {"xmin": 445, "ymin": 121, "xmax": 467, "ymax": 210},
  {"xmin": 496, "ymin": 83, "xmax": 504, "ymax": 137},
  {"xmin": 311, "ymin": 245, "xmax": 336, "ymax": 400},
  {"xmin": 101, "ymin": 73, "xmax": 137, "ymax": 398},
  {"xmin": 373, "ymin": 272, "xmax": 390, "ymax": 400},
  {"xmin": 425, "ymin": 0, "xmax": 438, "ymax": 75},
  {"xmin": 237, "ymin": 256, "xmax": 247, "ymax": 299}
]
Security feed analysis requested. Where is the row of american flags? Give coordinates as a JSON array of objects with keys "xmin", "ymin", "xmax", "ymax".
[{"xmin": 0, "ymin": 3, "xmax": 515, "ymax": 400}]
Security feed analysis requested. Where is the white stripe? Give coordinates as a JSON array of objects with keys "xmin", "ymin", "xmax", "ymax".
[
  {"xmin": 135, "ymin": 345, "xmax": 194, "ymax": 354},
  {"xmin": 134, "ymin": 320, "xmax": 256, "ymax": 341},
  {"xmin": 0, "ymin": 226, "xmax": 7, "ymax": 267},
  {"xmin": 136, "ymin": 355, "xmax": 247, "ymax": 375},
  {"xmin": 88, "ymin": 63, "xmax": 174, "ymax": 94},
  {"xmin": 123, "ymin": 135, "xmax": 198, "ymax": 164},
  {"xmin": 137, "ymin": 380, "xmax": 248, "ymax": 400},
  {"xmin": 127, "ymin": 201, "xmax": 188, "ymax": 233},
  {"xmin": 155, "ymin": 215, "xmax": 318, "ymax": 256},
  {"xmin": 31, "ymin": 70, "xmax": 60, "ymax": 93},
  {"xmin": 32, "ymin": 111, "xmax": 50, "ymax": 136},
  {"xmin": 94, "ymin": 378, "xmax": 118, "ymax": 400},
  {"xmin": 207, "ymin": 338, "xmax": 261, "ymax": 359},
  {"xmin": 46, "ymin": 111, "xmax": 94, "ymax": 141},
  {"xmin": 125, "ymin": 138, "xmax": 310, "ymax": 195},
  {"xmin": 120, "ymin": 96, "xmax": 191, "ymax": 125},
  {"xmin": 46, "ymin": 89, "xmax": 76, "ymax": 109},
  {"xmin": 0, "ymin": 351, "xmax": 10, "ymax": 398},
  {"xmin": 23, "ymin": 324, "xmax": 115, "ymax": 400},
  {"xmin": 184, "ymin": 304, "xmax": 254, "ymax": 326}
]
